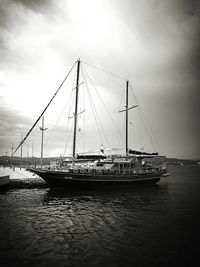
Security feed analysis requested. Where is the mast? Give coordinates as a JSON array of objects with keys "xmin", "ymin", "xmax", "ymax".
[
  {"xmin": 31, "ymin": 141, "xmax": 34, "ymax": 167},
  {"xmin": 12, "ymin": 61, "xmax": 76, "ymax": 157},
  {"xmin": 20, "ymin": 134, "xmax": 23, "ymax": 169},
  {"xmin": 126, "ymin": 80, "xmax": 129, "ymax": 156},
  {"xmin": 72, "ymin": 59, "xmax": 81, "ymax": 158},
  {"xmin": 119, "ymin": 81, "xmax": 137, "ymax": 155},
  {"xmin": 11, "ymin": 144, "xmax": 14, "ymax": 167},
  {"xmin": 27, "ymin": 142, "xmax": 29, "ymax": 167},
  {"xmin": 5, "ymin": 146, "xmax": 8, "ymax": 157},
  {"xmin": 40, "ymin": 116, "xmax": 48, "ymax": 169}
]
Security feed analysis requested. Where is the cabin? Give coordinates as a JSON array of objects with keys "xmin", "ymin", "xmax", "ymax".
[{"xmin": 66, "ymin": 155, "xmax": 164, "ymax": 176}]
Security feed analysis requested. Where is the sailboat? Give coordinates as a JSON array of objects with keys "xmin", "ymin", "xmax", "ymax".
[{"xmin": 14, "ymin": 59, "xmax": 169, "ymax": 186}]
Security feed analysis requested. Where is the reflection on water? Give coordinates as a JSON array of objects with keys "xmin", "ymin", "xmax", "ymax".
[{"xmin": 0, "ymin": 166, "xmax": 200, "ymax": 267}]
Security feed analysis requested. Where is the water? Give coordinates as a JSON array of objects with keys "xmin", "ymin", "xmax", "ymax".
[{"xmin": 0, "ymin": 166, "xmax": 200, "ymax": 267}]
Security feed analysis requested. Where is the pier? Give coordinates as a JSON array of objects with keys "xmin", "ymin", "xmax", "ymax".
[
  {"xmin": 0, "ymin": 175, "xmax": 9, "ymax": 188},
  {"xmin": 0, "ymin": 166, "xmax": 46, "ymax": 189}
]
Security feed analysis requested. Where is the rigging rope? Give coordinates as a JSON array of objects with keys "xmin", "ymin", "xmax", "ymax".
[
  {"xmin": 118, "ymin": 113, "xmax": 126, "ymax": 149},
  {"xmin": 45, "ymin": 69, "xmax": 77, "ymax": 156},
  {"xmin": 45, "ymin": 71, "xmax": 77, "ymax": 149},
  {"xmin": 44, "ymin": 99, "xmax": 70, "ymax": 147},
  {"xmin": 129, "ymin": 84, "xmax": 156, "ymax": 151},
  {"xmin": 81, "ymin": 66, "xmax": 110, "ymax": 148},
  {"xmin": 63, "ymin": 72, "xmax": 77, "ymax": 156},
  {"xmin": 129, "ymin": 83, "xmax": 163, "ymax": 154},
  {"xmin": 82, "ymin": 64, "xmax": 122, "ymax": 136},
  {"xmin": 12, "ymin": 60, "xmax": 77, "ymax": 156},
  {"xmin": 82, "ymin": 61, "xmax": 127, "ymax": 81}
]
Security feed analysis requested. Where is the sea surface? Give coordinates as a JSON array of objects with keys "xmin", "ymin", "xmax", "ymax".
[{"xmin": 0, "ymin": 166, "xmax": 200, "ymax": 267}]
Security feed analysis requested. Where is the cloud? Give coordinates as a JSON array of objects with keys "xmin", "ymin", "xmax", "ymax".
[
  {"xmin": 0, "ymin": 102, "xmax": 73, "ymax": 157},
  {"xmin": 110, "ymin": 0, "xmax": 200, "ymax": 77},
  {"xmin": 0, "ymin": 104, "xmax": 32, "ymax": 152},
  {"xmin": 13, "ymin": 0, "xmax": 55, "ymax": 13},
  {"xmin": 0, "ymin": 0, "xmax": 200, "ymax": 158}
]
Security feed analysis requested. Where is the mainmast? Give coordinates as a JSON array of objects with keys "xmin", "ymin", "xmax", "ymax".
[
  {"xmin": 72, "ymin": 59, "xmax": 81, "ymax": 158},
  {"xmin": 119, "ymin": 80, "xmax": 137, "ymax": 156}
]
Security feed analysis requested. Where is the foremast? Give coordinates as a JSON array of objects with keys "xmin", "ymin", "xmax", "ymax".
[{"xmin": 72, "ymin": 59, "xmax": 81, "ymax": 158}]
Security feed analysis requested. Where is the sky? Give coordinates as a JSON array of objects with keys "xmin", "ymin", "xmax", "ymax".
[{"xmin": 0, "ymin": 0, "xmax": 200, "ymax": 159}]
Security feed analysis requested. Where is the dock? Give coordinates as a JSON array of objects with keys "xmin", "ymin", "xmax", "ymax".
[
  {"xmin": 0, "ymin": 167, "xmax": 46, "ymax": 189},
  {"xmin": 0, "ymin": 175, "xmax": 10, "ymax": 188},
  {"xmin": 8, "ymin": 178, "xmax": 46, "ymax": 189}
]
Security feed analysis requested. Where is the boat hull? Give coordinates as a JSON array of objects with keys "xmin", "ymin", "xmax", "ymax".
[{"xmin": 28, "ymin": 169, "xmax": 162, "ymax": 187}]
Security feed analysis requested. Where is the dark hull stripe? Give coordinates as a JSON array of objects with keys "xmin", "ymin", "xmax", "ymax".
[{"xmin": 41, "ymin": 177, "xmax": 160, "ymax": 187}]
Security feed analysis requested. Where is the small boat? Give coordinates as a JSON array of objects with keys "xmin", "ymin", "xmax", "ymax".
[{"xmin": 14, "ymin": 59, "xmax": 169, "ymax": 187}]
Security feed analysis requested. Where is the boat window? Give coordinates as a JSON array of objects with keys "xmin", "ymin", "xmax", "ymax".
[
  {"xmin": 120, "ymin": 164, "xmax": 123, "ymax": 169},
  {"xmin": 97, "ymin": 162, "xmax": 104, "ymax": 166},
  {"xmin": 124, "ymin": 163, "xmax": 130, "ymax": 168},
  {"xmin": 113, "ymin": 163, "xmax": 118, "ymax": 168},
  {"xmin": 131, "ymin": 164, "xmax": 135, "ymax": 168}
]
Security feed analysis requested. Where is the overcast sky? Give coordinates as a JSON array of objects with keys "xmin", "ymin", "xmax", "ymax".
[{"xmin": 0, "ymin": 0, "xmax": 200, "ymax": 159}]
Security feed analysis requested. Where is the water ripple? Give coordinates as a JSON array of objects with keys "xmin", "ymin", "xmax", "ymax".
[{"xmin": 1, "ymin": 166, "xmax": 200, "ymax": 267}]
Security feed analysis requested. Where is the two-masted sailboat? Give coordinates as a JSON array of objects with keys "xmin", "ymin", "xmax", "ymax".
[{"xmin": 14, "ymin": 59, "xmax": 169, "ymax": 186}]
